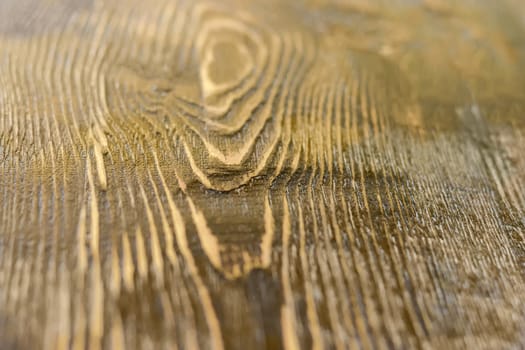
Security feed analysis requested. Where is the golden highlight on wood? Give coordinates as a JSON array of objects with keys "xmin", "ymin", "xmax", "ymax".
[{"xmin": 1, "ymin": 0, "xmax": 525, "ymax": 349}]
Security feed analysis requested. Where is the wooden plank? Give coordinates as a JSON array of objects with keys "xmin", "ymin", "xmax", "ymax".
[{"xmin": 1, "ymin": 0, "xmax": 525, "ymax": 348}]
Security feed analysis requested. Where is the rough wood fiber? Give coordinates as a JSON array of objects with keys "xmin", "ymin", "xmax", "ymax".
[{"xmin": 1, "ymin": 0, "xmax": 525, "ymax": 349}]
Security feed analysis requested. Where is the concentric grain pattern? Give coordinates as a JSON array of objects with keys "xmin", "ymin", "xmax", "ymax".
[{"xmin": 1, "ymin": 0, "xmax": 525, "ymax": 349}]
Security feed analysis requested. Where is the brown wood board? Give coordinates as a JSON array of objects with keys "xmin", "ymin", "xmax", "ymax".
[{"xmin": 1, "ymin": 0, "xmax": 525, "ymax": 348}]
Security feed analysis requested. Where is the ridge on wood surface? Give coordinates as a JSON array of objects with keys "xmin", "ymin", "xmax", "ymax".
[{"xmin": 1, "ymin": 0, "xmax": 525, "ymax": 349}]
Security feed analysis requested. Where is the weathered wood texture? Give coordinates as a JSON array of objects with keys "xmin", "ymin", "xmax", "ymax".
[{"xmin": 1, "ymin": 0, "xmax": 525, "ymax": 349}]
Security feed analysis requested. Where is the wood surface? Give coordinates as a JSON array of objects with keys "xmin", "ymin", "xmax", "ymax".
[{"xmin": 1, "ymin": 0, "xmax": 525, "ymax": 349}]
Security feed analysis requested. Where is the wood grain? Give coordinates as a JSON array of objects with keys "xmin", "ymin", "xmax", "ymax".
[{"xmin": 1, "ymin": 0, "xmax": 525, "ymax": 349}]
